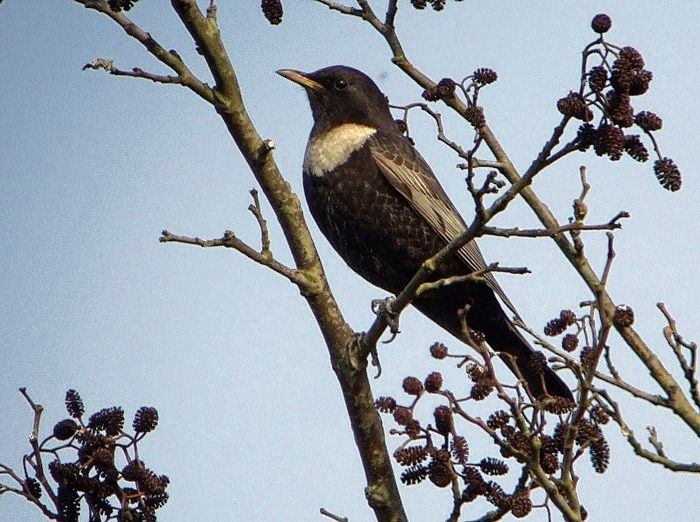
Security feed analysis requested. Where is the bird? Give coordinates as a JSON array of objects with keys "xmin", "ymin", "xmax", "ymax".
[{"xmin": 277, "ymin": 65, "xmax": 573, "ymax": 401}]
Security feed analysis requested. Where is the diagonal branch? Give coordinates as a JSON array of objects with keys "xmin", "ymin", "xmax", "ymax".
[
  {"xmin": 159, "ymin": 230, "xmax": 298, "ymax": 282},
  {"xmin": 658, "ymin": 303, "xmax": 700, "ymax": 410},
  {"xmin": 416, "ymin": 263, "xmax": 530, "ymax": 297},
  {"xmin": 77, "ymin": 0, "xmax": 215, "ymax": 103},
  {"xmin": 598, "ymin": 389, "xmax": 700, "ymax": 472},
  {"xmin": 18, "ymin": 388, "xmax": 60, "ymax": 513},
  {"xmin": 313, "ymin": 0, "xmax": 363, "ymax": 16}
]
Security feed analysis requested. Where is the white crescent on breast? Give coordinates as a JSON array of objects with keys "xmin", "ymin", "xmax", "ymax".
[{"xmin": 303, "ymin": 123, "xmax": 378, "ymax": 176}]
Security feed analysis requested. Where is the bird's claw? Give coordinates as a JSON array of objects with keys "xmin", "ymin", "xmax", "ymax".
[
  {"xmin": 381, "ymin": 332, "xmax": 398, "ymax": 344},
  {"xmin": 370, "ymin": 347, "xmax": 382, "ymax": 378},
  {"xmin": 371, "ymin": 297, "xmax": 400, "ymax": 343},
  {"xmin": 352, "ymin": 333, "xmax": 382, "ymax": 378}
]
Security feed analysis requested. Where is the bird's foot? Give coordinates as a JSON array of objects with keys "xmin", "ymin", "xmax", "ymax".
[
  {"xmin": 371, "ymin": 296, "xmax": 400, "ymax": 344},
  {"xmin": 351, "ymin": 332, "xmax": 382, "ymax": 378}
]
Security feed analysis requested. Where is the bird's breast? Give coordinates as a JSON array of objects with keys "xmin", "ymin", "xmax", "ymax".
[
  {"xmin": 303, "ymin": 151, "xmax": 458, "ymax": 294},
  {"xmin": 303, "ymin": 123, "xmax": 377, "ymax": 177}
]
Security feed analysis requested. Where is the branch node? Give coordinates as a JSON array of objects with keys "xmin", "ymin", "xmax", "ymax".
[{"xmin": 262, "ymin": 139, "xmax": 276, "ymax": 153}]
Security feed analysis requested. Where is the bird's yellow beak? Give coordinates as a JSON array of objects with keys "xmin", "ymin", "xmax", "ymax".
[{"xmin": 276, "ymin": 69, "xmax": 325, "ymax": 92}]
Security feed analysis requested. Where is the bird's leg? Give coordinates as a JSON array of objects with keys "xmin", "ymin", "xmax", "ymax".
[
  {"xmin": 351, "ymin": 332, "xmax": 383, "ymax": 378},
  {"xmin": 371, "ymin": 296, "xmax": 401, "ymax": 343}
]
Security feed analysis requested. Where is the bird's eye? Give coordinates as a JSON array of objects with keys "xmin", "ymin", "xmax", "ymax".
[{"xmin": 333, "ymin": 78, "xmax": 348, "ymax": 90}]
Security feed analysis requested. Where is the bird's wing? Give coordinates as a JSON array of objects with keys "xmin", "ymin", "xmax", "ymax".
[{"xmin": 368, "ymin": 132, "xmax": 519, "ymax": 317}]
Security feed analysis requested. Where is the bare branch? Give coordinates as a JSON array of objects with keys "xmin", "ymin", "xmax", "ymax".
[
  {"xmin": 320, "ymin": 507, "xmax": 349, "ymax": 522},
  {"xmin": 658, "ymin": 303, "xmax": 700, "ymax": 410},
  {"xmin": 248, "ymin": 188, "xmax": 271, "ymax": 256},
  {"xmin": 76, "ymin": 0, "xmax": 215, "ymax": 103},
  {"xmin": 385, "ymin": 0, "xmax": 399, "ymax": 27},
  {"xmin": 599, "ymin": 232, "xmax": 616, "ymax": 287},
  {"xmin": 598, "ymin": 390, "xmax": 700, "ymax": 472},
  {"xmin": 481, "ymin": 212, "xmax": 628, "ymax": 238},
  {"xmin": 0, "ymin": 462, "xmax": 57, "ymax": 520},
  {"xmin": 647, "ymin": 426, "xmax": 667, "ymax": 458},
  {"xmin": 416, "ymin": 263, "xmax": 530, "ymax": 297},
  {"xmin": 18, "ymin": 389, "xmax": 58, "ymax": 506},
  {"xmin": 470, "ymin": 159, "xmax": 506, "ymax": 170},
  {"xmin": 570, "ymin": 166, "xmax": 591, "ymax": 254},
  {"xmin": 159, "ymin": 229, "xmax": 299, "ymax": 283},
  {"xmin": 83, "ymin": 59, "xmax": 185, "ymax": 85},
  {"xmin": 312, "ymin": 0, "xmax": 363, "ymax": 17}
]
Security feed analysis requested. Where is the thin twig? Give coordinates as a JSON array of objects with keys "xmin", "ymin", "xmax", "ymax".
[
  {"xmin": 523, "ymin": 115, "xmax": 572, "ymax": 179},
  {"xmin": 160, "ymin": 230, "xmax": 299, "ymax": 282},
  {"xmin": 416, "ymin": 263, "xmax": 530, "ymax": 296},
  {"xmin": 312, "ymin": 0, "xmax": 363, "ymax": 16},
  {"xmin": 598, "ymin": 389, "xmax": 700, "ymax": 472},
  {"xmin": 83, "ymin": 60, "xmax": 186, "ymax": 85},
  {"xmin": 647, "ymin": 426, "xmax": 667, "ymax": 458},
  {"xmin": 385, "ymin": 0, "xmax": 398, "ymax": 27},
  {"xmin": 391, "ymin": 102, "xmax": 471, "ymax": 160},
  {"xmin": 76, "ymin": 1, "xmax": 215, "ymax": 104},
  {"xmin": 470, "ymin": 159, "xmax": 505, "ymax": 170},
  {"xmin": 320, "ymin": 507, "xmax": 349, "ymax": 522},
  {"xmin": 0, "ymin": 461, "xmax": 58, "ymax": 519},
  {"xmin": 538, "ymin": 142, "xmax": 579, "ymax": 171},
  {"xmin": 599, "ymin": 232, "xmax": 616, "ymax": 287},
  {"xmin": 18, "ymin": 388, "xmax": 59, "ymax": 510},
  {"xmin": 481, "ymin": 212, "xmax": 628, "ymax": 238},
  {"xmin": 248, "ymin": 189, "xmax": 271, "ymax": 255},
  {"xmin": 570, "ymin": 166, "xmax": 591, "ymax": 255},
  {"xmin": 657, "ymin": 303, "xmax": 700, "ymax": 410}
]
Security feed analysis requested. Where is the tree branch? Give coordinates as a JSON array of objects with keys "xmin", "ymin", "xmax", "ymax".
[
  {"xmin": 159, "ymin": 229, "xmax": 298, "ymax": 282},
  {"xmin": 598, "ymin": 389, "xmax": 700, "ymax": 472},
  {"xmin": 657, "ymin": 303, "xmax": 700, "ymax": 410},
  {"xmin": 83, "ymin": 59, "xmax": 186, "ymax": 85},
  {"xmin": 481, "ymin": 211, "xmax": 628, "ymax": 238},
  {"xmin": 416, "ymin": 263, "xmax": 530, "ymax": 297},
  {"xmin": 77, "ymin": 0, "xmax": 215, "ymax": 103}
]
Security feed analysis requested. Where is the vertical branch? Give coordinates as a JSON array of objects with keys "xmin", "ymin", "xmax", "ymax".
[{"xmin": 18, "ymin": 388, "xmax": 59, "ymax": 509}]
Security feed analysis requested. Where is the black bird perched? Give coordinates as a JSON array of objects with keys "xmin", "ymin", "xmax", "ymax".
[{"xmin": 277, "ymin": 65, "xmax": 573, "ymax": 401}]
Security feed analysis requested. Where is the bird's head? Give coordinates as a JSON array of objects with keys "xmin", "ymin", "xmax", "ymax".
[{"xmin": 276, "ymin": 65, "xmax": 397, "ymax": 134}]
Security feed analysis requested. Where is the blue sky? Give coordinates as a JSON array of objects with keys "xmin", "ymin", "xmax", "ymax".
[{"xmin": 1, "ymin": 1, "xmax": 698, "ymax": 520}]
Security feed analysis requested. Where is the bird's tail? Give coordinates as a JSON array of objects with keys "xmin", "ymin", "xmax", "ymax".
[
  {"xmin": 493, "ymin": 324, "xmax": 574, "ymax": 402},
  {"xmin": 413, "ymin": 285, "xmax": 574, "ymax": 402}
]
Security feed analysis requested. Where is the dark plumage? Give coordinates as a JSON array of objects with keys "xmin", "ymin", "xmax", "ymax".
[{"xmin": 278, "ymin": 65, "xmax": 573, "ymax": 401}]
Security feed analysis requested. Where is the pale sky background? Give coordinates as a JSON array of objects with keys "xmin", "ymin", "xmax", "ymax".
[{"xmin": 1, "ymin": 1, "xmax": 698, "ymax": 521}]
